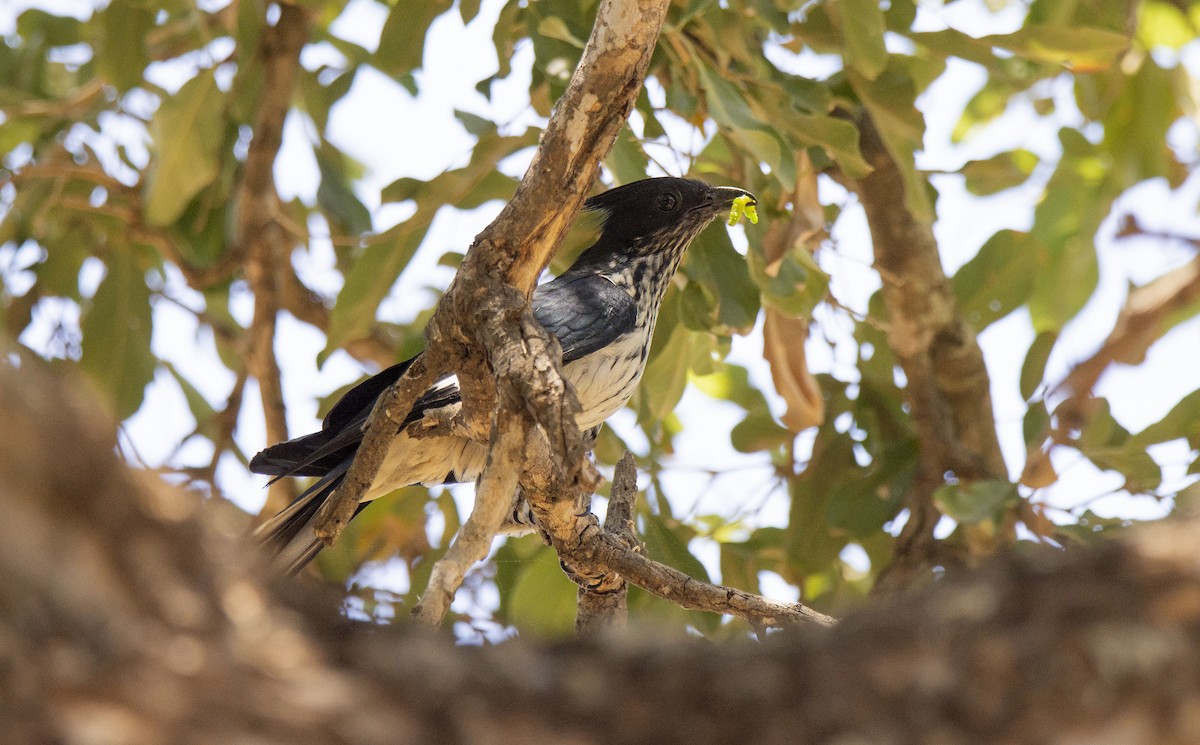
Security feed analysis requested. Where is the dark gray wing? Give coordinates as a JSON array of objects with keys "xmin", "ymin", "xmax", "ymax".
[{"xmin": 533, "ymin": 273, "xmax": 636, "ymax": 363}]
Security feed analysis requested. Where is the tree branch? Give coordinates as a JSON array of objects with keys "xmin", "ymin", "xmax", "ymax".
[
  {"xmin": 1054, "ymin": 250, "xmax": 1200, "ymax": 422},
  {"xmin": 312, "ymin": 0, "xmax": 670, "ymax": 555},
  {"xmin": 411, "ymin": 381, "xmax": 530, "ymax": 626},
  {"xmin": 238, "ymin": 3, "xmax": 310, "ymax": 517},
  {"xmin": 513, "ymin": 436, "xmax": 835, "ymax": 628},
  {"xmin": 841, "ymin": 114, "xmax": 1008, "ymax": 593}
]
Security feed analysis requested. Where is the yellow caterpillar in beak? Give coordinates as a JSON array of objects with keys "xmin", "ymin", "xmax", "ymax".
[{"xmin": 728, "ymin": 194, "xmax": 758, "ymax": 226}]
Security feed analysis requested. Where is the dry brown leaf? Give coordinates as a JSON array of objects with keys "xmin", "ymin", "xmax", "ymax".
[
  {"xmin": 763, "ymin": 308, "xmax": 824, "ymax": 431},
  {"xmin": 1020, "ymin": 446, "xmax": 1058, "ymax": 489},
  {"xmin": 762, "ymin": 152, "xmax": 824, "ymax": 267},
  {"xmin": 758, "ymin": 153, "xmax": 827, "ymax": 432}
]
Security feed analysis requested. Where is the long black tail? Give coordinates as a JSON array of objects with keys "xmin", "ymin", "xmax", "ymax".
[{"xmin": 254, "ymin": 462, "xmax": 361, "ymax": 575}]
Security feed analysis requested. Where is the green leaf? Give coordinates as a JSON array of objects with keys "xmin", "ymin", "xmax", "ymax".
[
  {"xmin": 99, "ymin": 0, "xmax": 152, "ymax": 92},
  {"xmin": 302, "ymin": 67, "xmax": 358, "ymax": 135},
  {"xmin": 883, "ymin": 0, "xmax": 917, "ymax": 30},
  {"xmin": 838, "ymin": 0, "xmax": 888, "ymax": 80},
  {"xmin": 536, "ymin": 16, "xmax": 585, "ymax": 48},
  {"xmin": 933, "ymin": 480, "xmax": 1020, "ymax": 525},
  {"xmin": 952, "ymin": 79, "xmax": 1022, "ymax": 143},
  {"xmin": 454, "ymin": 109, "xmax": 494, "ymax": 137},
  {"xmin": 507, "ymin": 546, "xmax": 578, "ymax": 636},
  {"xmin": 604, "ymin": 125, "xmax": 649, "ymax": 185},
  {"xmin": 34, "ymin": 239, "xmax": 87, "ymax": 299},
  {"xmin": 695, "ymin": 62, "xmax": 764, "ymax": 128},
  {"xmin": 1139, "ymin": 1, "xmax": 1194, "ymax": 50},
  {"xmin": 694, "ymin": 64, "xmax": 796, "ymax": 186},
  {"xmin": 951, "ymin": 229, "xmax": 1038, "ymax": 330},
  {"xmin": 1086, "ymin": 446, "xmax": 1163, "ymax": 492},
  {"xmin": 163, "ymin": 362, "xmax": 217, "ymax": 438},
  {"xmin": 1020, "ymin": 331, "xmax": 1057, "ymax": 401},
  {"xmin": 143, "ymin": 71, "xmax": 225, "ymax": 227},
  {"xmin": 375, "ymin": 0, "xmax": 453, "ymax": 76},
  {"xmin": 316, "ymin": 143, "xmax": 373, "ymax": 236},
  {"xmin": 778, "ymin": 75, "xmax": 834, "ymax": 116},
  {"xmin": 910, "ymin": 29, "xmax": 1010, "ymax": 67},
  {"xmin": 460, "ymin": 0, "xmax": 482, "ymax": 23},
  {"xmin": 848, "ymin": 66, "xmax": 933, "ymax": 223},
  {"xmin": 1023, "ymin": 400, "xmax": 1050, "ymax": 446},
  {"xmin": 327, "ymin": 133, "xmax": 532, "ymax": 352},
  {"xmin": 16, "ymin": 8, "xmax": 82, "ymax": 47},
  {"xmin": 642, "ymin": 513, "xmax": 711, "ymax": 583},
  {"xmin": 981, "ymin": 25, "xmax": 1130, "ymax": 70},
  {"xmin": 692, "ymin": 363, "xmax": 772, "ymax": 413},
  {"xmin": 1130, "ymin": 389, "xmax": 1200, "ymax": 449},
  {"xmin": 1100, "ymin": 56, "xmax": 1183, "ymax": 190},
  {"xmin": 327, "ymin": 223, "xmax": 430, "ymax": 354},
  {"xmin": 1055, "ymin": 510, "xmax": 1130, "ymax": 545},
  {"xmin": 961, "ymin": 149, "xmax": 1039, "ymax": 196},
  {"xmin": 79, "ymin": 251, "xmax": 155, "ymax": 419},
  {"xmin": 1027, "ymin": 131, "xmax": 1105, "ymax": 332},
  {"xmin": 730, "ymin": 411, "xmax": 791, "ymax": 453},
  {"xmin": 747, "ymin": 243, "xmax": 828, "ymax": 318},
  {"xmin": 786, "ymin": 112, "xmax": 872, "ymax": 178},
  {"xmin": 639, "ymin": 312, "xmax": 691, "ymax": 421},
  {"xmin": 786, "ymin": 443, "xmax": 853, "ymax": 573},
  {"xmin": 684, "ymin": 223, "xmax": 760, "ymax": 333},
  {"xmin": 679, "ymin": 280, "xmax": 718, "ymax": 331},
  {"xmin": 719, "ymin": 540, "xmax": 763, "ymax": 595},
  {"xmin": 676, "ymin": 0, "xmax": 719, "ymax": 27},
  {"xmin": 826, "ymin": 468, "xmax": 904, "ymax": 538}
]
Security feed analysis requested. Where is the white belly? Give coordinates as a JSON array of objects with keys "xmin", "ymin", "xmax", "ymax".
[
  {"xmin": 366, "ymin": 427, "xmax": 488, "ymax": 500},
  {"xmin": 564, "ymin": 331, "xmax": 648, "ymax": 430}
]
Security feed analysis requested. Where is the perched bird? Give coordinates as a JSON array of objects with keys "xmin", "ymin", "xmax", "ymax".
[{"xmin": 252, "ymin": 177, "xmax": 756, "ymax": 572}]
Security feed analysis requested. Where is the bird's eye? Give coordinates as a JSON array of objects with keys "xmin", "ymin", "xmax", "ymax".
[{"xmin": 656, "ymin": 192, "xmax": 678, "ymax": 211}]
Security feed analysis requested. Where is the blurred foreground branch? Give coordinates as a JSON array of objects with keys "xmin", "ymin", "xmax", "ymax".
[{"xmin": 7, "ymin": 351, "xmax": 1200, "ymax": 744}]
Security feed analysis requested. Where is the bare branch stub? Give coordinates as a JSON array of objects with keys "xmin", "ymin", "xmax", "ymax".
[{"xmin": 576, "ymin": 451, "xmax": 640, "ymax": 636}]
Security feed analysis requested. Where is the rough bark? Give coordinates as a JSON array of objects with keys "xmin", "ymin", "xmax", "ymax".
[
  {"xmin": 6, "ymin": 353, "xmax": 1200, "ymax": 744},
  {"xmin": 312, "ymin": 0, "xmax": 674, "ymax": 544},
  {"xmin": 842, "ymin": 115, "xmax": 1008, "ymax": 593},
  {"xmin": 298, "ymin": 0, "xmax": 833, "ymax": 630},
  {"xmin": 575, "ymin": 451, "xmax": 639, "ymax": 635}
]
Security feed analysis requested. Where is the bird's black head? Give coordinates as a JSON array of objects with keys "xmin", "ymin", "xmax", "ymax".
[
  {"xmin": 569, "ymin": 177, "xmax": 755, "ymax": 275},
  {"xmin": 584, "ymin": 177, "xmax": 753, "ymax": 247}
]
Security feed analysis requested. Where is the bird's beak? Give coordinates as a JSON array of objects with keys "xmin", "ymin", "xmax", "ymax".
[{"xmin": 707, "ymin": 185, "xmax": 757, "ymax": 210}]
